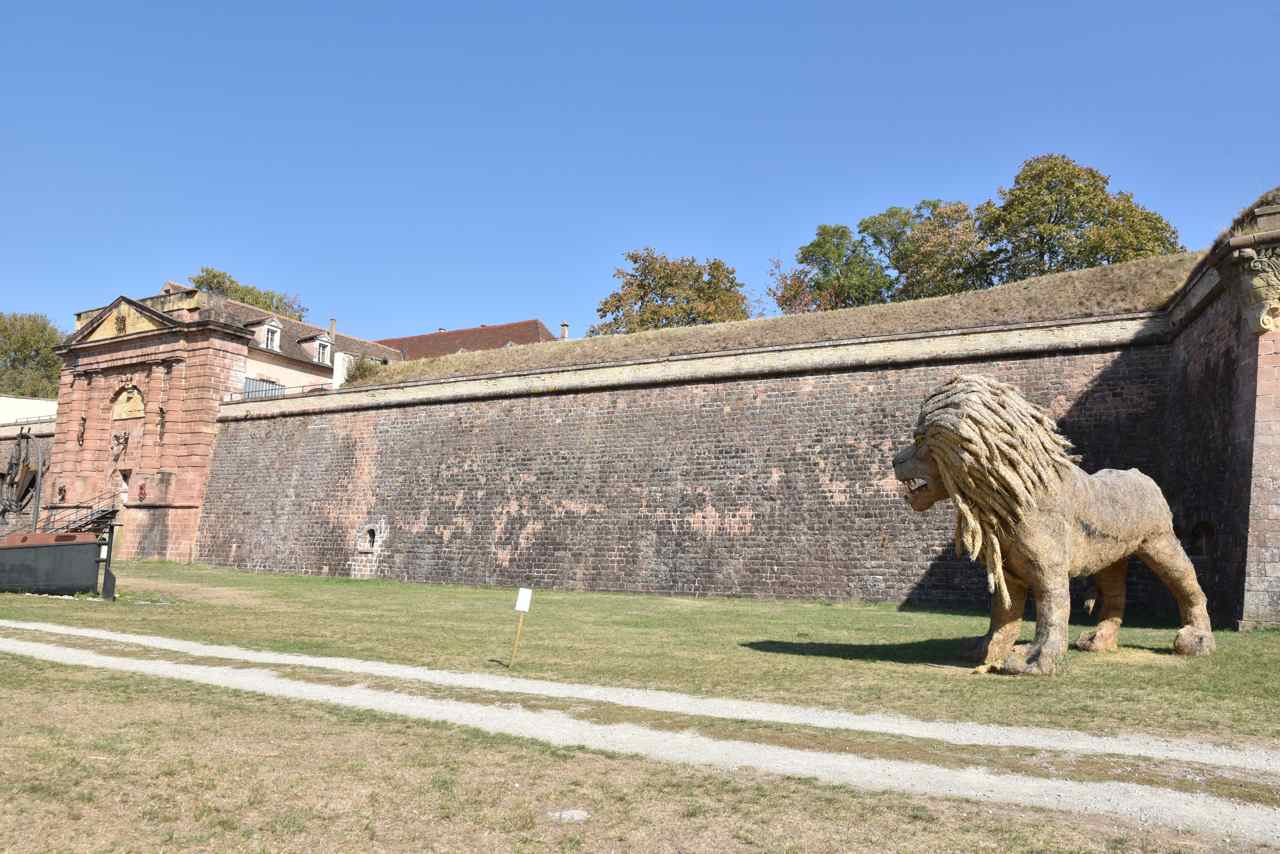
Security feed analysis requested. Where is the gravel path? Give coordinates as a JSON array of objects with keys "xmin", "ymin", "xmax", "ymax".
[
  {"xmin": 2, "ymin": 618, "xmax": 1275, "ymax": 775},
  {"xmin": 2, "ymin": 634, "xmax": 1278, "ymax": 845}
]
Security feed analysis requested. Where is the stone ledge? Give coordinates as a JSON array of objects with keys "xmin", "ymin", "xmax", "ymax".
[
  {"xmin": 1238, "ymin": 619, "xmax": 1280, "ymax": 631},
  {"xmin": 219, "ymin": 313, "xmax": 1169, "ymax": 422},
  {"xmin": 0, "ymin": 419, "xmax": 56, "ymax": 440}
]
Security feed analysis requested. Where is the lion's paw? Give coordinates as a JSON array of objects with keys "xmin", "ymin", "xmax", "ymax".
[
  {"xmin": 1074, "ymin": 628, "xmax": 1118, "ymax": 653},
  {"xmin": 1001, "ymin": 645, "xmax": 1061, "ymax": 676},
  {"xmin": 1173, "ymin": 626, "xmax": 1215, "ymax": 657}
]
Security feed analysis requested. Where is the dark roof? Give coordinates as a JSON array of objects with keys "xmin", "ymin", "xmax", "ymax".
[
  {"xmin": 201, "ymin": 294, "xmax": 402, "ymax": 364},
  {"xmin": 377, "ymin": 319, "xmax": 557, "ymax": 360},
  {"xmin": 354, "ymin": 252, "xmax": 1204, "ymax": 388}
]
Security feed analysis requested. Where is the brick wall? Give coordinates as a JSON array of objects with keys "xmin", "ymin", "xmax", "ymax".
[
  {"xmin": 1242, "ymin": 331, "xmax": 1280, "ymax": 628},
  {"xmin": 1161, "ymin": 279, "xmax": 1255, "ymax": 626},
  {"xmin": 197, "ymin": 340, "xmax": 1196, "ymax": 612}
]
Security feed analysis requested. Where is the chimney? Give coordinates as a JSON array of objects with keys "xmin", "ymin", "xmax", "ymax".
[{"xmin": 560, "ymin": 322, "xmax": 569, "ymax": 340}]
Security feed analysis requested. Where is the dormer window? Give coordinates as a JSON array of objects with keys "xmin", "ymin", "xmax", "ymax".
[
  {"xmin": 260, "ymin": 319, "xmax": 282, "ymax": 352},
  {"xmin": 316, "ymin": 341, "xmax": 331, "ymax": 364}
]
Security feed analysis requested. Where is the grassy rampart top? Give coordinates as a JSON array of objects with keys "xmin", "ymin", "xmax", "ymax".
[{"xmin": 354, "ymin": 251, "xmax": 1203, "ymax": 388}]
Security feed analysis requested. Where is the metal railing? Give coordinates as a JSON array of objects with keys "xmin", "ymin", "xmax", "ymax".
[
  {"xmin": 0, "ymin": 414, "xmax": 57, "ymax": 428},
  {"xmin": 40, "ymin": 490, "xmax": 120, "ymax": 535},
  {"xmin": 222, "ymin": 381, "xmax": 334, "ymax": 404}
]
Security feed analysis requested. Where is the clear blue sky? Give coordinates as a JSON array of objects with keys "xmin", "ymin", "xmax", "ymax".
[{"xmin": 3, "ymin": 1, "xmax": 1276, "ymax": 341}]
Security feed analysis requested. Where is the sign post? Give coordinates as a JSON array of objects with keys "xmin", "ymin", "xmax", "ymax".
[{"xmin": 510, "ymin": 587, "xmax": 533, "ymax": 666}]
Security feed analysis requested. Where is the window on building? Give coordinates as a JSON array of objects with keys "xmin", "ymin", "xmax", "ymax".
[
  {"xmin": 264, "ymin": 326, "xmax": 279, "ymax": 351},
  {"xmin": 317, "ymin": 341, "xmax": 330, "ymax": 364}
]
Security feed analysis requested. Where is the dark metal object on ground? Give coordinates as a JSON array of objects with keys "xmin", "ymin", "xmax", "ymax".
[
  {"xmin": 0, "ymin": 428, "xmax": 45, "ymax": 530},
  {"xmin": 0, "ymin": 532, "xmax": 101, "ymax": 595},
  {"xmin": 98, "ymin": 524, "xmax": 119, "ymax": 601},
  {"xmin": 1, "ymin": 429, "xmax": 120, "ymax": 598}
]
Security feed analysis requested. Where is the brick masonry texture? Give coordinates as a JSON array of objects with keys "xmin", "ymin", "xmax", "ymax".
[
  {"xmin": 197, "ymin": 342, "xmax": 1220, "ymax": 617},
  {"xmin": 1165, "ymin": 281, "xmax": 1257, "ymax": 627}
]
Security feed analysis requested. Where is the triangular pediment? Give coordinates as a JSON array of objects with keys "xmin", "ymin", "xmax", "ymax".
[{"xmin": 65, "ymin": 296, "xmax": 182, "ymax": 346}]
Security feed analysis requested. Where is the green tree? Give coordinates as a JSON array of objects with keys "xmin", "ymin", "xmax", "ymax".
[
  {"xmin": 859, "ymin": 200, "xmax": 991, "ymax": 300},
  {"xmin": 975, "ymin": 154, "xmax": 1182, "ymax": 283},
  {"xmin": 589, "ymin": 248, "xmax": 750, "ymax": 335},
  {"xmin": 768, "ymin": 224, "xmax": 892, "ymax": 314},
  {"xmin": 188, "ymin": 267, "xmax": 307, "ymax": 320},
  {"xmin": 0, "ymin": 313, "xmax": 63, "ymax": 399}
]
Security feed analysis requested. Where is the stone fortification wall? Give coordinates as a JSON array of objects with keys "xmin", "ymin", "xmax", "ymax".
[
  {"xmin": 1162, "ymin": 266, "xmax": 1258, "ymax": 627},
  {"xmin": 197, "ymin": 315, "xmax": 1198, "ymax": 614}
]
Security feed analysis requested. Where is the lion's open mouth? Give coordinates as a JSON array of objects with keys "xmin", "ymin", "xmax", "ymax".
[{"xmin": 903, "ymin": 478, "xmax": 930, "ymax": 495}]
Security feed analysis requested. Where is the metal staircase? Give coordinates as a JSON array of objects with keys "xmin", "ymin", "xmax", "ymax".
[{"xmin": 40, "ymin": 491, "xmax": 120, "ymax": 534}]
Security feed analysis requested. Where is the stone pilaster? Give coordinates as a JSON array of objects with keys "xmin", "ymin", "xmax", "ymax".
[{"xmin": 1226, "ymin": 201, "xmax": 1280, "ymax": 628}]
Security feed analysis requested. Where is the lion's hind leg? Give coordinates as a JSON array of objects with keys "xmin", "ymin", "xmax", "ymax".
[
  {"xmin": 1136, "ymin": 531, "xmax": 1215, "ymax": 657},
  {"xmin": 1074, "ymin": 562, "xmax": 1126, "ymax": 653}
]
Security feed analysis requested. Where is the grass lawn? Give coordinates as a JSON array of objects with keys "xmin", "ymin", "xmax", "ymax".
[
  {"xmin": 1, "ymin": 560, "xmax": 1277, "ymax": 744},
  {"xmin": 0, "ymin": 654, "xmax": 1224, "ymax": 854}
]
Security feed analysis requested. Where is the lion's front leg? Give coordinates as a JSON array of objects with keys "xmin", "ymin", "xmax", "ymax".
[
  {"xmin": 1002, "ymin": 577, "xmax": 1069, "ymax": 676},
  {"xmin": 968, "ymin": 574, "xmax": 1027, "ymax": 670}
]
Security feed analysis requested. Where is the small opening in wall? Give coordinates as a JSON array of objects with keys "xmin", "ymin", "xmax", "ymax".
[
  {"xmin": 1188, "ymin": 522, "xmax": 1215, "ymax": 558},
  {"xmin": 366, "ymin": 528, "xmax": 377, "ymax": 550}
]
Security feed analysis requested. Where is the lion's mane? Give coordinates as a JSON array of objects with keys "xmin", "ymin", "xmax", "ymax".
[{"xmin": 915, "ymin": 375, "xmax": 1078, "ymax": 606}]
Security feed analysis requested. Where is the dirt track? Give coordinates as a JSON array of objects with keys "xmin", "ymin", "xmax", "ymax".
[
  {"xmin": 1, "ymin": 618, "xmax": 1274, "ymax": 774},
  {"xmin": 2, "ymin": 626, "xmax": 1279, "ymax": 845}
]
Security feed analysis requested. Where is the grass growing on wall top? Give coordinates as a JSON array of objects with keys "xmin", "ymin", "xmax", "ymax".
[
  {"xmin": 350, "ymin": 252, "xmax": 1203, "ymax": 389},
  {"xmin": 0, "ymin": 560, "xmax": 1275, "ymax": 745}
]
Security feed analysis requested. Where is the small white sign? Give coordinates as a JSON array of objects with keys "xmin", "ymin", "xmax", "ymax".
[{"xmin": 514, "ymin": 587, "xmax": 533, "ymax": 613}]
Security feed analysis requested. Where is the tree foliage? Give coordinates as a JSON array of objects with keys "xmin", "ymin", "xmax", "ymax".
[
  {"xmin": 589, "ymin": 248, "xmax": 750, "ymax": 335},
  {"xmin": 768, "ymin": 224, "xmax": 891, "ymax": 314},
  {"xmin": 859, "ymin": 200, "xmax": 990, "ymax": 300},
  {"xmin": 0, "ymin": 313, "xmax": 63, "ymax": 399},
  {"xmin": 188, "ymin": 267, "xmax": 307, "ymax": 320},
  {"xmin": 770, "ymin": 154, "xmax": 1182, "ymax": 314},
  {"xmin": 975, "ymin": 154, "xmax": 1182, "ymax": 283}
]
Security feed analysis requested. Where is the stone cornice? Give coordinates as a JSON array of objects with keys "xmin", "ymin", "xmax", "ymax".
[
  {"xmin": 56, "ymin": 319, "xmax": 252, "ymax": 355},
  {"xmin": 1228, "ymin": 241, "xmax": 1280, "ymax": 334},
  {"xmin": 219, "ymin": 312, "xmax": 1168, "ymax": 422}
]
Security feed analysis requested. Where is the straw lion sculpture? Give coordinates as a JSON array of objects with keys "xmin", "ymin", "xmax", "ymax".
[{"xmin": 891, "ymin": 374, "xmax": 1214, "ymax": 675}]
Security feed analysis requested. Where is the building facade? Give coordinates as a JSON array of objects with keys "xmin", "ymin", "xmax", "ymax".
[{"xmin": 35, "ymin": 284, "xmax": 400, "ymax": 558}]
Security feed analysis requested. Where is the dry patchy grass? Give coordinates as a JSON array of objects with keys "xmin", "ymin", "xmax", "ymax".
[
  {"xmin": 1, "ymin": 560, "xmax": 1278, "ymax": 747},
  {"xmin": 0, "ymin": 656, "xmax": 1248, "ymax": 854},
  {"xmin": 8, "ymin": 623, "xmax": 1275, "ymax": 813}
]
